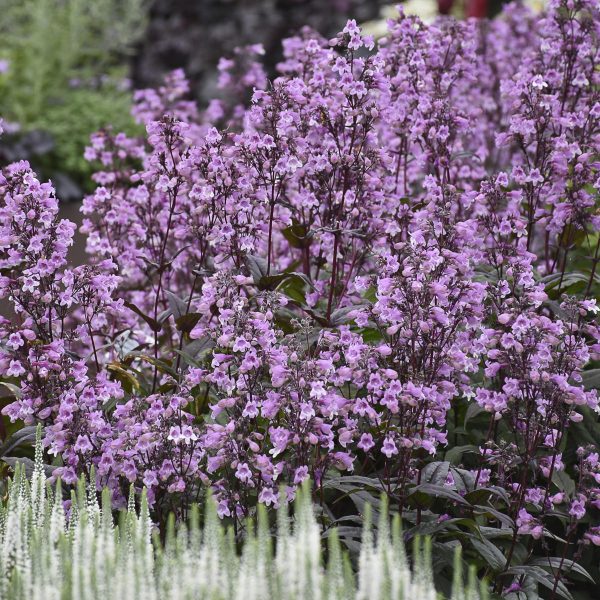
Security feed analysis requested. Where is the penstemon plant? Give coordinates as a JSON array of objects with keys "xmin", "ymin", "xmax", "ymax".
[{"xmin": 1, "ymin": 0, "xmax": 600, "ymax": 596}]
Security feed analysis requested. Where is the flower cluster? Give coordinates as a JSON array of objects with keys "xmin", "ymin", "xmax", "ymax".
[{"xmin": 1, "ymin": 0, "xmax": 599, "ymax": 592}]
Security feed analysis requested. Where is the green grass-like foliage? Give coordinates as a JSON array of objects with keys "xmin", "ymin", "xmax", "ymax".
[{"xmin": 0, "ymin": 432, "xmax": 486, "ymax": 600}]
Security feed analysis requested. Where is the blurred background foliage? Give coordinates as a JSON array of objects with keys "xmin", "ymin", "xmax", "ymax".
[
  {"xmin": 0, "ymin": 0, "xmax": 147, "ymax": 199},
  {"xmin": 0, "ymin": 0, "xmax": 528, "ymax": 204}
]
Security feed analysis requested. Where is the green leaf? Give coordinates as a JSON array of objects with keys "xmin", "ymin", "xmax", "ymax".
[
  {"xmin": 552, "ymin": 470, "xmax": 576, "ymax": 496},
  {"xmin": 501, "ymin": 576, "xmax": 542, "ymax": 600},
  {"xmin": 569, "ymin": 406, "xmax": 600, "ymax": 449},
  {"xmin": 410, "ymin": 483, "xmax": 471, "ymax": 506},
  {"xmin": 175, "ymin": 312, "xmax": 201, "ymax": 333},
  {"xmin": 128, "ymin": 353, "xmax": 178, "ymax": 378},
  {"xmin": 362, "ymin": 285, "xmax": 377, "ymax": 303},
  {"xmin": 346, "ymin": 489, "xmax": 383, "ymax": 515},
  {"xmin": 1, "ymin": 456, "xmax": 55, "ymax": 479},
  {"xmin": 464, "ymin": 488, "xmax": 494, "ymax": 505},
  {"xmin": 165, "ymin": 290, "xmax": 189, "ymax": 320},
  {"xmin": 0, "ymin": 381, "xmax": 21, "ymax": 398},
  {"xmin": 0, "ymin": 426, "xmax": 37, "ymax": 456},
  {"xmin": 107, "ymin": 362, "xmax": 141, "ymax": 394},
  {"xmin": 486, "ymin": 486, "xmax": 511, "ymax": 505},
  {"xmin": 245, "ymin": 254, "xmax": 269, "ymax": 284},
  {"xmin": 474, "ymin": 505, "xmax": 515, "ymax": 528},
  {"xmin": 174, "ymin": 337, "xmax": 215, "ymax": 368},
  {"xmin": 124, "ymin": 300, "xmax": 162, "ymax": 332},
  {"xmin": 421, "ymin": 461, "xmax": 450, "ymax": 486},
  {"xmin": 278, "ymin": 274, "xmax": 308, "ymax": 304},
  {"xmin": 282, "ymin": 223, "xmax": 310, "ymax": 249},
  {"xmin": 445, "ymin": 444, "xmax": 478, "ymax": 465},
  {"xmin": 330, "ymin": 305, "xmax": 361, "ymax": 326},
  {"xmin": 479, "ymin": 526, "xmax": 514, "ymax": 540},
  {"xmin": 507, "ymin": 566, "xmax": 574, "ymax": 600},
  {"xmin": 407, "ymin": 518, "xmax": 480, "ymax": 543},
  {"xmin": 157, "ymin": 308, "xmax": 172, "ymax": 325},
  {"xmin": 406, "ymin": 490, "xmax": 433, "ymax": 510},
  {"xmin": 528, "ymin": 557, "xmax": 595, "ymax": 584},
  {"xmin": 259, "ymin": 271, "xmax": 311, "ymax": 293},
  {"xmin": 323, "ymin": 475, "xmax": 385, "ymax": 492},
  {"xmin": 303, "ymin": 307, "xmax": 331, "ymax": 327},
  {"xmin": 580, "ymin": 368, "xmax": 600, "ymax": 390},
  {"xmin": 464, "ymin": 402, "xmax": 486, "ymax": 426},
  {"xmin": 449, "ymin": 467, "xmax": 476, "ymax": 494},
  {"xmin": 321, "ymin": 525, "xmax": 362, "ymax": 539},
  {"xmin": 468, "ymin": 535, "xmax": 506, "ymax": 571},
  {"xmin": 357, "ymin": 328, "xmax": 383, "ymax": 343}
]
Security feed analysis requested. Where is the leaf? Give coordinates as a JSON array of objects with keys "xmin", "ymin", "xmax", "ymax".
[
  {"xmin": 502, "ymin": 577, "xmax": 541, "ymax": 600},
  {"xmin": 474, "ymin": 505, "xmax": 515, "ymax": 528},
  {"xmin": 157, "ymin": 308, "xmax": 172, "ymax": 325},
  {"xmin": 245, "ymin": 254, "xmax": 269, "ymax": 284},
  {"xmin": 405, "ymin": 520, "xmax": 448, "ymax": 538},
  {"xmin": 1, "ymin": 456, "xmax": 55, "ymax": 478},
  {"xmin": 303, "ymin": 307, "xmax": 330, "ymax": 327},
  {"xmin": 321, "ymin": 525, "xmax": 362, "ymax": 539},
  {"xmin": 507, "ymin": 566, "xmax": 574, "ymax": 600},
  {"xmin": 346, "ymin": 489, "xmax": 383, "ymax": 515},
  {"xmin": 175, "ymin": 312, "xmax": 201, "ymax": 333},
  {"xmin": 259, "ymin": 271, "xmax": 311, "ymax": 293},
  {"xmin": 486, "ymin": 485, "xmax": 511, "ymax": 505},
  {"xmin": 165, "ymin": 290, "xmax": 189, "ymax": 320},
  {"xmin": 409, "ymin": 483, "xmax": 471, "ymax": 506},
  {"xmin": 445, "ymin": 444, "xmax": 478, "ymax": 465},
  {"xmin": 357, "ymin": 328, "xmax": 382, "ymax": 343},
  {"xmin": 174, "ymin": 337, "xmax": 215, "ymax": 368},
  {"xmin": 580, "ymin": 368, "xmax": 600, "ymax": 390},
  {"xmin": 571, "ymin": 405, "xmax": 600, "ymax": 441},
  {"xmin": 431, "ymin": 541, "xmax": 461, "ymax": 572},
  {"xmin": 479, "ymin": 526, "xmax": 514, "ymax": 539},
  {"xmin": 107, "ymin": 362, "xmax": 141, "ymax": 393},
  {"xmin": 323, "ymin": 475, "xmax": 385, "ymax": 492},
  {"xmin": 329, "ymin": 305, "xmax": 361, "ymax": 326},
  {"xmin": 282, "ymin": 223, "xmax": 310, "ymax": 249},
  {"xmin": 131, "ymin": 354, "xmax": 178, "ymax": 378},
  {"xmin": 406, "ymin": 490, "xmax": 433, "ymax": 509},
  {"xmin": 468, "ymin": 535, "xmax": 506, "ymax": 571},
  {"xmin": 465, "ymin": 488, "xmax": 495, "ymax": 505},
  {"xmin": 457, "ymin": 482, "xmax": 510, "ymax": 505},
  {"xmin": 528, "ymin": 557, "xmax": 595, "ymax": 584},
  {"xmin": 405, "ymin": 517, "xmax": 479, "ymax": 540},
  {"xmin": 552, "ymin": 470, "xmax": 576, "ymax": 496},
  {"xmin": 362, "ymin": 285, "xmax": 377, "ymax": 303},
  {"xmin": 113, "ymin": 331, "xmax": 139, "ymax": 359},
  {"xmin": 0, "ymin": 381, "xmax": 22, "ymax": 398},
  {"xmin": 449, "ymin": 467, "xmax": 476, "ymax": 494},
  {"xmin": 421, "ymin": 461, "xmax": 450, "ymax": 486},
  {"xmin": 545, "ymin": 299, "xmax": 570, "ymax": 320},
  {"xmin": 0, "ymin": 426, "xmax": 37, "ymax": 456},
  {"xmin": 124, "ymin": 300, "xmax": 162, "ymax": 332},
  {"xmin": 543, "ymin": 270, "xmax": 588, "ymax": 292},
  {"xmin": 464, "ymin": 402, "xmax": 486, "ymax": 426},
  {"xmin": 541, "ymin": 528, "xmax": 567, "ymax": 543}
]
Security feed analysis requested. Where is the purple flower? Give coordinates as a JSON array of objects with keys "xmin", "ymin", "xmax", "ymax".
[
  {"xmin": 258, "ymin": 487, "xmax": 277, "ymax": 507},
  {"xmin": 382, "ymin": 437, "xmax": 398, "ymax": 458},
  {"xmin": 235, "ymin": 462, "xmax": 252, "ymax": 484}
]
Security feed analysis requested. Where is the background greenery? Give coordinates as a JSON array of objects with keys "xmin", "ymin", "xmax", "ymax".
[{"xmin": 0, "ymin": 0, "xmax": 146, "ymax": 198}]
